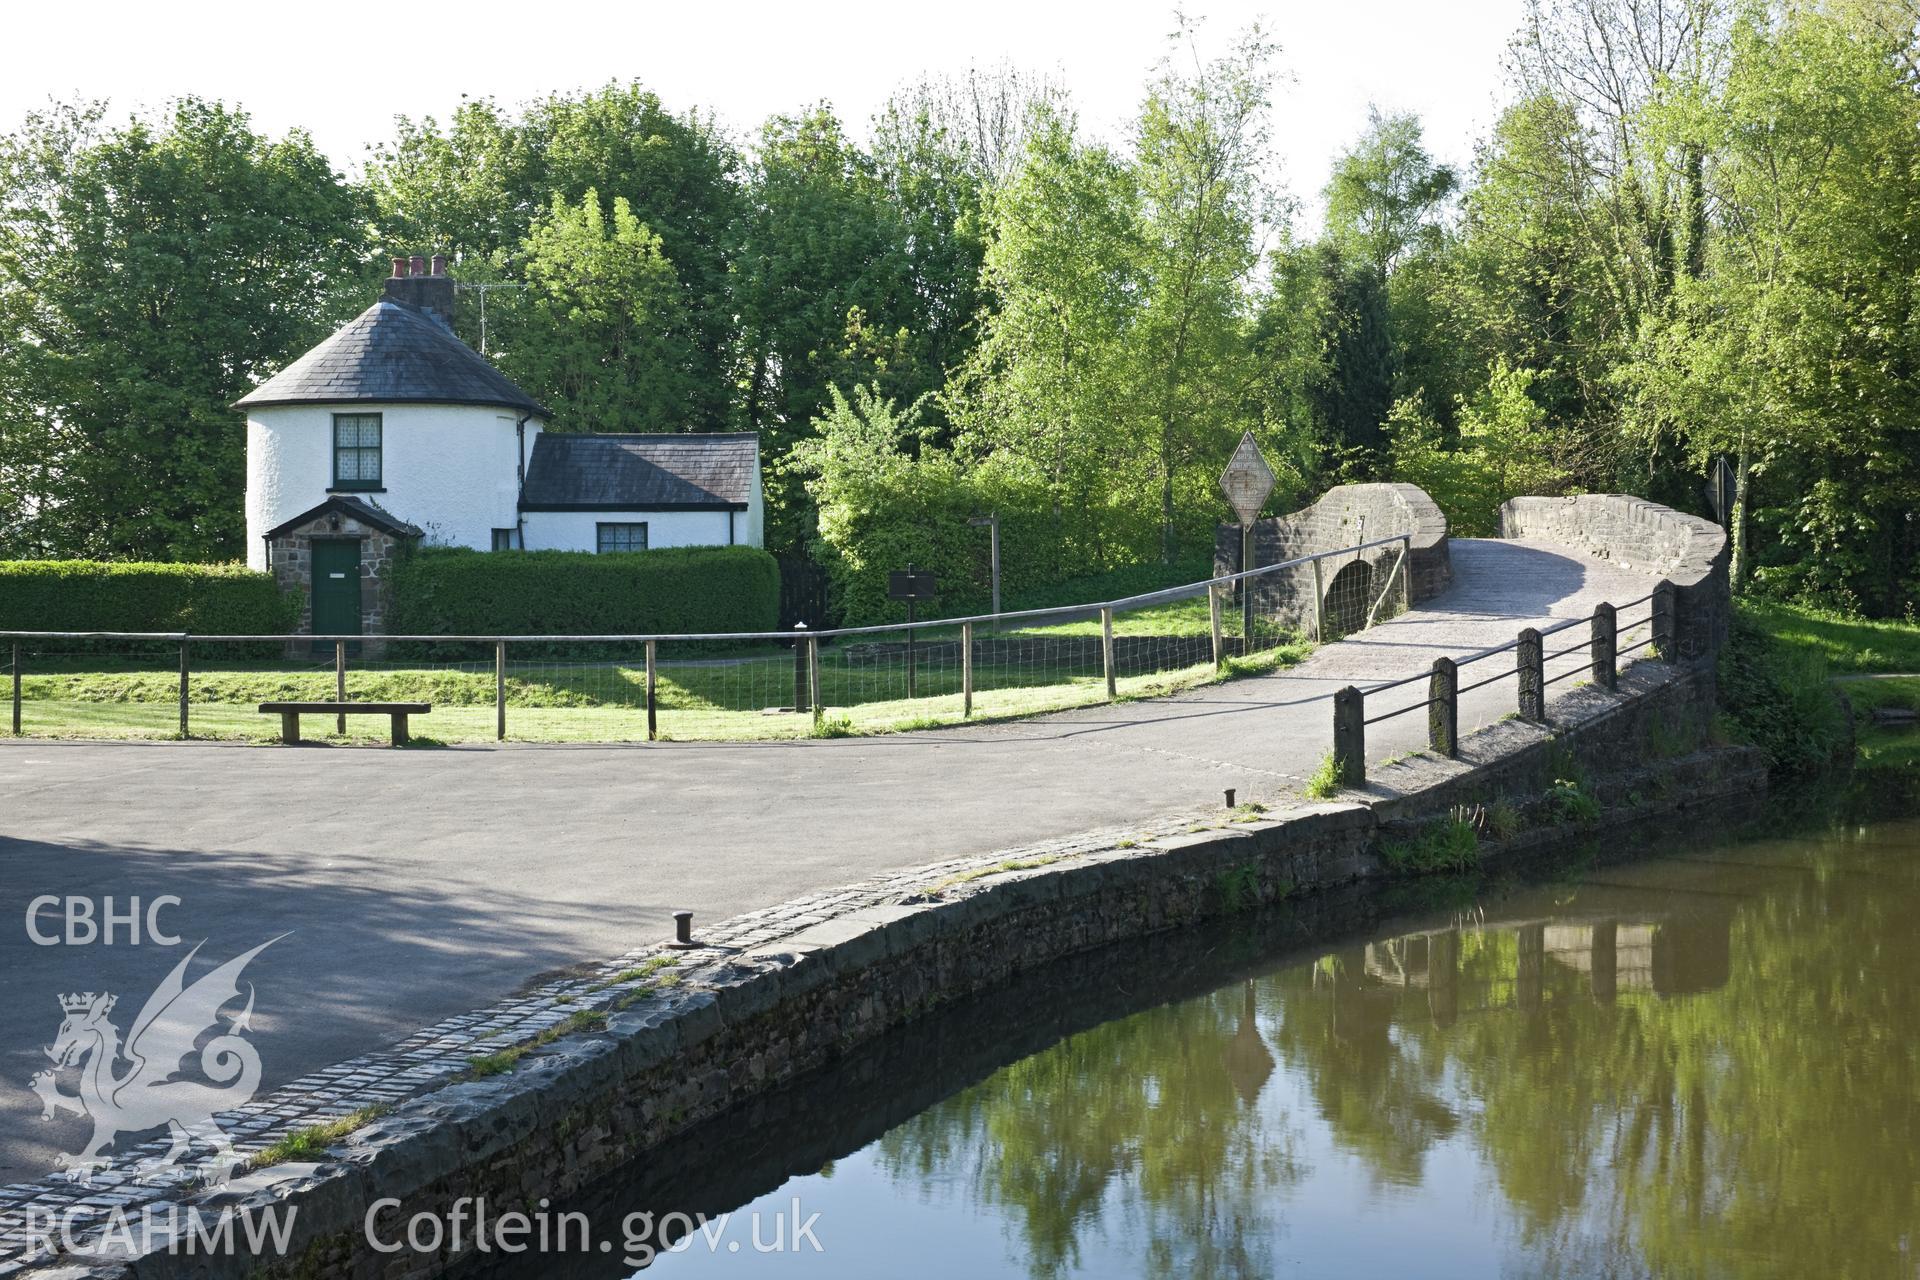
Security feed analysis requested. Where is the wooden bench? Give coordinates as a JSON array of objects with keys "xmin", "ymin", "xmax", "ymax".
[{"xmin": 258, "ymin": 701, "xmax": 431, "ymax": 746}]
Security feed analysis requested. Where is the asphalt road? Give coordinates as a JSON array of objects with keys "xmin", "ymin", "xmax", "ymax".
[{"xmin": 0, "ymin": 538, "xmax": 1655, "ymax": 1182}]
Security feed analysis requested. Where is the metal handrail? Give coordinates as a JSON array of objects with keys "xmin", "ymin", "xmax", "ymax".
[{"xmin": 0, "ymin": 533, "xmax": 1417, "ymax": 648}]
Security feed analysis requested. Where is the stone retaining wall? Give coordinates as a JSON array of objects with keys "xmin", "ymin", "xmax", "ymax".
[
  {"xmin": 1499, "ymin": 495, "xmax": 1730, "ymax": 662},
  {"xmin": 16, "ymin": 650, "xmax": 1764, "ymax": 1280},
  {"xmin": 1215, "ymin": 483, "xmax": 1452, "ymax": 636}
]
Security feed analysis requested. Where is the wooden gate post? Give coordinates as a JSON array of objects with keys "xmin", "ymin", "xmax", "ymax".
[
  {"xmin": 1209, "ymin": 585, "xmax": 1225, "ymax": 670},
  {"xmin": 1591, "ymin": 603, "xmax": 1617, "ymax": 690},
  {"xmin": 495, "ymin": 640, "xmax": 507, "ymax": 740},
  {"xmin": 961, "ymin": 621, "xmax": 974, "ymax": 718},
  {"xmin": 178, "ymin": 639, "xmax": 190, "ymax": 739},
  {"xmin": 1101, "ymin": 607, "xmax": 1117, "ymax": 700},
  {"xmin": 10, "ymin": 642, "xmax": 19, "ymax": 736},
  {"xmin": 645, "ymin": 640, "xmax": 658, "ymax": 742},
  {"xmin": 808, "ymin": 634, "xmax": 823, "ymax": 725},
  {"xmin": 1429, "ymin": 656, "xmax": 1458, "ymax": 757},
  {"xmin": 1652, "ymin": 580, "xmax": 1677, "ymax": 659},
  {"xmin": 1311, "ymin": 557, "xmax": 1326, "ymax": 643},
  {"xmin": 334, "ymin": 641, "xmax": 347, "ymax": 736},
  {"xmin": 792, "ymin": 623, "xmax": 809, "ymax": 713},
  {"xmin": 1518, "ymin": 627, "xmax": 1545, "ymax": 722},
  {"xmin": 1333, "ymin": 686, "xmax": 1366, "ymax": 788}
]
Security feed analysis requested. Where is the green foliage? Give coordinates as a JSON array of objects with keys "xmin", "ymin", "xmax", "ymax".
[
  {"xmin": 1543, "ymin": 777, "xmax": 1601, "ymax": 825},
  {"xmin": 0, "ymin": 98, "xmax": 372, "ymax": 560},
  {"xmin": 388, "ymin": 546, "xmax": 778, "ymax": 642},
  {"xmin": 1385, "ymin": 362, "xmax": 1570, "ymax": 536},
  {"xmin": 1718, "ymin": 607, "xmax": 1850, "ymax": 776},
  {"xmin": 0, "ymin": 561, "xmax": 297, "ymax": 633},
  {"xmin": 1381, "ymin": 816, "xmax": 1480, "ymax": 874},
  {"xmin": 1304, "ymin": 752, "xmax": 1342, "ymax": 800},
  {"xmin": 1215, "ymin": 862, "xmax": 1261, "ymax": 914}
]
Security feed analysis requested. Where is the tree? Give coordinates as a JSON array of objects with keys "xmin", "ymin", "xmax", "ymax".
[
  {"xmin": 0, "ymin": 98, "xmax": 370, "ymax": 559},
  {"xmin": 494, "ymin": 192, "xmax": 699, "ymax": 432},
  {"xmin": 1323, "ymin": 106, "xmax": 1458, "ymax": 279}
]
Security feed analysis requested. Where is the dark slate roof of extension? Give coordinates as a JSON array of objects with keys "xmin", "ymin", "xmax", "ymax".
[
  {"xmin": 262, "ymin": 494, "xmax": 424, "ymax": 542},
  {"xmin": 519, "ymin": 432, "xmax": 760, "ymax": 511},
  {"xmin": 233, "ymin": 301, "xmax": 546, "ymax": 415}
]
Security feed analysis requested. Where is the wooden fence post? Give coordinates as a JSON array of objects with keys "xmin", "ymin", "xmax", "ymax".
[
  {"xmin": 495, "ymin": 640, "xmax": 507, "ymax": 740},
  {"xmin": 1333, "ymin": 686, "xmax": 1366, "ymax": 787},
  {"xmin": 334, "ymin": 641, "xmax": 347, "ymax": 736},
  {"xmin": 1101, "ymin": 607, "xmax": 1117, "ymax": 700},
  {"xmin": 1310, "ymin": 556, "xmax": 1326, "ymax": 643},
  {"xmin": 645, "ymin": 640, "xmax": 658, "ymax": 742},
  {"xmin": 792, "ymin": 623, "xmax": 809, "ymax": 713},
  {"xmin": 1209, "ymin": 585, "xmax": 1225, "ymax": 670},
  {"xmin": 1399, "ymin": 534, "xmax": 1412, "ymax": 608},
  {"xmin": 962, "ymin": 621, "xmax": 974, "ymax": 718},
  {"xmin": 178, "ymin": 639, "xmax": 190, "ymax": 739},
  {"xmin": 1652, "ymin": 580, "xmax": 1677, "ymax": 659},
  {"xmin": 10, "ymin": 642, "xmax": 19, "ymax": 736},
  {"xmin": 1428, "ymin": 656, "xmax": 1458, "ymax": 757},
  {"xmin": 1591, "ymin": 603, "xmax": 1617, "ymax": 690},
  {"xmin": 808, "ymin": 634, "xmax": 822, "ymax": 726},
  {"xmin": 1518, "ymin": 627, "xmax": 1545, "ymax": 722}
]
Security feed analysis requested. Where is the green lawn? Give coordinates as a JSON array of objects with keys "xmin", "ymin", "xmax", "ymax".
[
  {"xmin": 1741, "ymin": 601, "xmax": 1920, "ymax": 674},
  {"xmin": 8, "ymin": 637, "xmax": 1312, "ymax": 744}
]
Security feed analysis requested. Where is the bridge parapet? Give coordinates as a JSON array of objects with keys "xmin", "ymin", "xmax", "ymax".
[{"xmin": 1500, "ymin": 495, "xmax": 1729, "ymax": 661}]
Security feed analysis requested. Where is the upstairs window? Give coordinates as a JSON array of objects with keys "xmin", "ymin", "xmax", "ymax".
[
  {"xmin": 332, "ymin": 413, "xmax": 383, "ymax": 490},
  {"xmin": 596, "ymin": 522, "xmax": 648, "ymax": 553}
]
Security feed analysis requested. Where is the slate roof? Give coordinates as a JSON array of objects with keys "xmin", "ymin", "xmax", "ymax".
[
  {"xmin": 262, "ymin": 494, "xmax": 424, "ymax": 542},
  {"xmin": 234, "ymin": 301, "xmax": 546, "ymax": 415},
  {"xmin": 519, "ymin": 433, "xmax": 759, "ymax": 511}
]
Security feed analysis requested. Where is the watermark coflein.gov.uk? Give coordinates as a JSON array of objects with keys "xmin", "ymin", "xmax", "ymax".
[{"xmin": 23, "ymin": 1197, "xmax": 824, "ymax": 1266}]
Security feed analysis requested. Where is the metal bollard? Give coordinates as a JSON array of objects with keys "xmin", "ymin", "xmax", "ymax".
[{"xmin": 668, "ymin": 911, "xmax": 698, "ymax": 950}]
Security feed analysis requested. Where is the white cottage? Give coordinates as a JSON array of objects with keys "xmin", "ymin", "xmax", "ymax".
[{"xmin": 236, "ymin": 254, "xmax": 763, "ymax": 637}]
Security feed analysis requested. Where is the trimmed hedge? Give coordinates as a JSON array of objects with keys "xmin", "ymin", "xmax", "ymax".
[
  {"xmin": 388, "ymin": 545, "xmax": 780, "ymax": 638},
  {"xmin": 0, "ymin": 561, "xmax": 299, "ymax": 634}
]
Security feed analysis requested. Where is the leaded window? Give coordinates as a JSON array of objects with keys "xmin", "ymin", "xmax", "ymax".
[
  {"xmin": 332, "ymin": 413, "xmax": 383, "ymax": 490},
  {"xmin": 596, "ymin": 522, "xmax": 648, "ymax": 553}
]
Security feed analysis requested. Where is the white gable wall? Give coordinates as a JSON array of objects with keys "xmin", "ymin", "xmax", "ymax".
[
  {"xmin": 521, "ymin": 509, "xmax": 747, "ymax": 552},
  {"xmin": 246, "ymin": 402, "xmax": 542, "ymax": 569}
]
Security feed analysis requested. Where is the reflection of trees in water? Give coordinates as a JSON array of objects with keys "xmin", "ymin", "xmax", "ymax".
[
  {"xmin": 874, "ymin": 984, "xmax": 1304, "ymax": 1280},
  {"xmin": 876, "ymin": 832, "xmax": 1920, "ymax": 1277}
]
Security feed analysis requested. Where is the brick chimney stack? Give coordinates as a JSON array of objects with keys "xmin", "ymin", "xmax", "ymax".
[{"xmin": 383, "ymin": 251, "xmax": 455, "ymax": 328}]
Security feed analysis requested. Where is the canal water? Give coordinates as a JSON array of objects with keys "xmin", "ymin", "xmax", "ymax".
[{"xmin": 478, "ymin": 815, "xmax": 1919, "ymax": 1279}]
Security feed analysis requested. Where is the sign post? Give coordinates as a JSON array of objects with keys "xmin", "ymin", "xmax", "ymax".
[
  {"xmin": 1219, "ymin": 433, "xmax": 1277, "ymax": 649},
  {"xmin": 887, "ymin": 564, "xmax": 939, "ymax": 699},
  {"xmin": 968, "ymin": 514, "xmax": 1001, "ymax": 632},
  {"xmin": 1704, "ymin": 456, "xmax": 1737, "ymax": 528}
]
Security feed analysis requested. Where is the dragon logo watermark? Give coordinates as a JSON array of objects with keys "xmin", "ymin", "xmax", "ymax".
[{"xmin": 30, "ymin": 938, "xmax": 281, "ymax": 1183}]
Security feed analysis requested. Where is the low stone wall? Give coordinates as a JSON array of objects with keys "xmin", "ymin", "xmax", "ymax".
[
  {"xmin": 1500, "ymin": 495, "xmax": 1730, "ymax": 662},
  {"xmin": 19, "ymin": 650, "xmax": 1765, "ymax": 1280},
  {"xmin": 1215, "ymin": 483, "xmax": 1452, "ymax": 636}
]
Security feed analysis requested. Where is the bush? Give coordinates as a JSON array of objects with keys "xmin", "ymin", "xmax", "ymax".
[
  {"xmin": 387, "ymin": 545, "xmax": 779, "ymax": 642},
  {"xmin": 0, "ymin": 561, "xmax": 298, "ymax": 634},
  {"xmin": 1718, "ymin": 607, "xmax": 1850, "ymax": 775}
]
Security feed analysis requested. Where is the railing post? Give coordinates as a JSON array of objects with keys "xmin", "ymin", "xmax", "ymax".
[
  {"xmin": 808, "ymin": 634, "xmax": 822, "ymax": 726},
  {"xmin": 1209, "ymin": 584, "xmax": 1225, "ymax": 670},
  {"xmin": 495, "ymin": 640, "xmax": 507, "ymax": 740},
  {"xmin": 334, "ymin": 640, "xmax": 347, "ymax": 737},
  {"xmin": 645, "ymin": 639, "xmax": 658, "ymax": 742},
  {"xmin": 1101, "ymin": 606, "xmax": 1117, "ymax": 701},
  {"xmin": 962, "ymin": 621, "xmax": 974, "ymax": 718},
  {"xmin": 1428, "ymin": 656, "xmax": 1458, "ymax": 757},
  {"xmin": 10, "ymin": 642, "xmax": 19, "ymax": 736},
  {"xmin": 792, "ymin": 622, "xmax": 809, "ymax": 713},
  {"xmin": 1518, "ymin": 627, "xmax": 1545, "ymax": 722},
  {"xmin": 1591, "ymin": 603, "xmax": 1617, "ymax": 691},
  {"xmin": 1333, "ymin": 686, "xmax": 1366, "ymax": 788},
  {"xmin": 1311, "ymin": 556, "xmax": 1326, "ymax": 643},
  {"xmin": 178, "ymin": 638, "xmax": 190, "ymax": 739},
  {"xmin": 1399, "ymin": 534, "xmax": 1412, "ymax": 609},
  {"xmin": 1652, "ymin": 579, "xmax": 1676, "ymax": 659}
]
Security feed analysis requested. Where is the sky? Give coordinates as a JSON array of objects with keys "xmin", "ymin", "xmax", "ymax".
[{"xmin": 1, "ymin": 0, "xmax": 1525, "ymax": 231}]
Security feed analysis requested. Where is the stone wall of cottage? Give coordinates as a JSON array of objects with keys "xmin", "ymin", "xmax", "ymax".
[{"xmin": 268, "ymin": 512, "xmax": 413, "ymax": 636}]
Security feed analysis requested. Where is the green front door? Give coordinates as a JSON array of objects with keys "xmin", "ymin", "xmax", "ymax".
[{"xmin": 310, "ymin": 540, "xmax": 362, "ymax": 645}]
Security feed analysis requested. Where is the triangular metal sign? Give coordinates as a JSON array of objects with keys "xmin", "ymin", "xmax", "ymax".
[{"xmin": 1219, "ymin": 432, "xmax": 1276, "ymax": 527}]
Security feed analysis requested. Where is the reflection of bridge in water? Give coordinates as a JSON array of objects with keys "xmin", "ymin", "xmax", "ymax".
[{"xmin": 1327, "ymin": 887, "xmax": 1736, "ymax": 1033}]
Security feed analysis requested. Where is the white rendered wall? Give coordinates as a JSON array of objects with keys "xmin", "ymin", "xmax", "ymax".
[
  {"xmin": 245, "ymin": 403, "xmax": 542, "ymax": 568},
  {"xmin": 520, "ymin": 509, "xmax": 738, "ymax": 552}
]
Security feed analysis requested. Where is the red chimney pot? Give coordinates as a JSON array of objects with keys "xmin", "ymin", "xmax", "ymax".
[
  {"xmin": 409, "ymin": 254, "xmax": 428, "ymax": 278},
  {"xmin": 391, "ymin": 256, "xmax": 409, "ymax": 278},
  {"xmin": 430, "ymin": 254, "xmax": 447, "ymax": 276}
]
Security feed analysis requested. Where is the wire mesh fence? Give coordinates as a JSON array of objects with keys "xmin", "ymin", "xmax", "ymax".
[{"xmin": 3, "ymin": 535, "xmax": 1414, "ymax": 745}]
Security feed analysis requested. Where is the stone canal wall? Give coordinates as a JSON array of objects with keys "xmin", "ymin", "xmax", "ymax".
[
  {"xmin": 29, "ymin": 649, "xmax": 1764, "ymax": 1280},
  {"xmin": 1500, "ymin": 494, "xmax": 1730, "ymax": 661}
]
